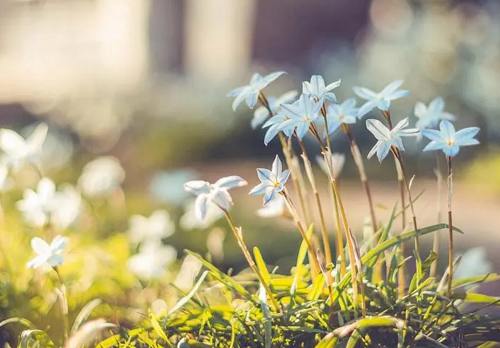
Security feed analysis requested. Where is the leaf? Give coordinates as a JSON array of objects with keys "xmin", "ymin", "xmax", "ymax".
[
  {"xmin": 70, "ymin": 298, "xmax": 102, "ymax": 336},
  {"xmin": 291, "ymin": 224, "xmax": 314, "ymax": 296},
  {"xmin": 0, "ymin": 317, "xmax": 36, "ymax": 330},
  {"xmin": 150, "ymin": 314, "xmax": 169, "ymax": 342},
  {"xmin": 307, "ymin": 273, "xmax": 325, "ymax": 301},
  {"xmin": 167, "ymin": 271, "xmax": 209, "ymax": 317},
  {"xmin": 258, "ymin": 284, "xmax": 272, "ymax": 348},
  {"xmin": 253, "ymin": 247, "xmax": 271, "ymax": 284},
  {"xmin": 314, "ymin": 332, "xmax": 338, "ymax": 348}
]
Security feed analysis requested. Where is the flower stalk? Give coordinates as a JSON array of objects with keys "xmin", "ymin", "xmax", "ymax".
[{"xmin": 446, "ymin": 156, "xmax": 454, "ymax": 298}]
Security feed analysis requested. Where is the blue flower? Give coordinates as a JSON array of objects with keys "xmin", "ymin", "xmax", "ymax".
[
  {"xmin": 279, "ymin": 94, "xmax": 322, "ymax": 140},
  {"xmin": 250, "ymin": 156, "xmax": 290, "ymax": 205},
  {"xmin": 228, "ymin": 71, "xmax": 286, "ymax": 111},
  {"xmin": 252, "ymin": 90, "xmax": 298, "ymax": 129},
  {"xmin": 321, "ymin": 98, "xmax": 359, "ymax": 136},
  {"xmin": 302, "ymin": 75, "xmax": 341, "ymax": 104},
  {"xmin": 262, "ymin": 111, "xmax": 294, "ymax": 146},
  {"xmin": 353, "ymin": 80, "xmax": 410, "ymax": 117},
  {"xmin": 184, "ymin": 176, "xmax": 247, "ymax": 220},
  {"xmin": 414, "ymin": 97, "xmax": 456, "ymax": 131},
  {"xmin": 422, "ymin": 120, "xmax": 479, "ymax": 157},
  {"xmin": 366, "ymin": 118, "xmax": 419, "ymax": 162}
]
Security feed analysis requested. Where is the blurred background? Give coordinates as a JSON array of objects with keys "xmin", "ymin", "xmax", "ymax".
[{"xmin": 0, "ymin": 0, "xmax": 500, "ymax": 298}]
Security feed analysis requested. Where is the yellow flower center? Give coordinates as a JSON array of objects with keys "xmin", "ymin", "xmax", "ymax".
[
  {"xmin": 273, "ymin": 182, "xmax": 280, "ymax": 189},
  {"xmin": 447, "ymin": 140, "xmax": 454, "ymax": 146}
]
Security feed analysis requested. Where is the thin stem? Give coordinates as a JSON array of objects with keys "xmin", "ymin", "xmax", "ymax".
[
  {"xmin": 223, "ymin": 211, "xmax": 281, "ymax": 312},
  {"xmin": 446, "ymin": 156, "xmax": 454, "ymax": 298},
  {"xmin": 297, "ymin": 140, "xmax": 332, "ymax": 265},
  {"xmin": 53, "ymin": 267, "xmax": 69, "ymax": 342},
  {"xmin": 430, "ymin": 152, "xmax": 443, "ymax": 277},
  {"xmin": 281, "ymin": 190, "xmax": 321, "ymax": 273},
  {"xmin": 343, "ymin": 126, "xmax": 378, "ymax": 232}
]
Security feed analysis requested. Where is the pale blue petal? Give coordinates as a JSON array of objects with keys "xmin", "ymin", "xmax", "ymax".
[
  {"xmin": 377, "ymin": 142, "xmax": 391, "ymax": 162},
  {"xmin": 26, "ymin": 255, "xmax": 48, "ymax": 269},
  {"xmin": 212, "ymin": 189, "xmax": 232, "ymax": 210},
  {"xmin": 302, "ymin": 81, "xmax": 312, "ymax": 95},
  {"xmin": 277, "ymin": 90, "xmax": 299, "ymax": 105},
  {"xmin": 455, "ymin": 127, "xmax": 480, "ymax": 142},
  {"xmin": 381, "ymin": 80, "xmax": 404, "ymax": 96},
  {"xmin": 245, "ymin": 92, "xmax": 259, "ymax": 109},
  {"xmin": 280, "ymin": 169, "xmax": 290, "ymax": 185},
  {"xmin": 454, "ymin": 138, "xmax": 479, "ymax": 147},
  {"xmin": 264, "ymin": 189, "xmax": 277, "ymax": 205},
  {"xmin": 386, "ymin": 90, "xmax": 410, "ymax": 101},
  {"xmin": 31, "ymin": 237, "xmax": 50, "ymax": 255},
  {"xmin": 50, "ymin": 236, "xmax": 68, "ymax": 252},
  {"xmin": 47, "ymin": 254, "xmax": 64, "ymax": 267},
  {"xmin": 311, "ymin": 75, "xmax": 325, "ymax": 95},
  {"xmin": 231, "ymin": 88, "xmax": 250, "ymax": 111},
  {"xmin": 423, "ymin": 141, "xmax": 446, "ymax": 152},
  {"xmin": 377, "ymin": 99, "xmax": 391, "ymax": 111},
  {"xmin": 323, "ymin": 92, "xmax": 337, "ymax": 102},
  {"xmin": 358, "ymin": 100, "xmax": 378, "ymax": 117},
  {"xmin": 295, "ymin": 122, "xmax": 309, "ymax": 140},
  {"xmin": 422, "ymin": 129, "xmax": 443, "ymax": 142},
  {"xmin": 443, "ymin": 145, "xmax": 460, "ymax": 157},
  {"xmin": 342, "ymin": 98, "xmax": 356, "ymax": 110},
  {"xmin": 327, "ymin": 120, "xmax": 341, "ymax": 135},
  {"xmin": 271, "ymin": 155, "xmax": 282, "ymax": 178},
  {"xmin": 250, "ymin": 182, "xmax": 269, "ymax": 196},
  {"xmin": 215, "ymin": 176, "xmax": 247, "ymax": 189},
  {"xmin": 252, "ymin": 108, "xmax": 269, "ymax": 129},
  {"xmin": 195, "ymin": 194, "xmax": 209, "ymax": 220},
  {"xmin": 393, "ymin": 118, "xmax": 409, "ymax": 132},
  {"xmin": 227, "ymin": 86, "xmax": 246, "ymax": 97},
  {"xmin": 184, "ymin": 180, "xmax": 211, "ymax": 195},
  {"xmin": 367, "ymin": 142, "xmax": 379, "ymax": 159},
  {"xmin": 429, "ymin": 97, "xmax": 444, "ymax": 112},
  {"xmin": 353, "ymin": 87, "xmax": 378, "ymax": 100},
  {"xmin": 442, "ymin": 112, "xmax": 456, "ymax": 121},
  {"xmin": 439, "ymin": 120, "xmax": 456, "ymax": 141},
  {"xmin": 342, "ymin": 115, "xmax": 357, "ymax": 125},
  {"xmin": 325, "ymin": 79, "xmax": 341, "ymax": 91},
  {"xmin": 263, "ymin": 71, "xmax": 286, "ymax": 86},
  {"xmin": 366, "ymin": 119, "xmax": 390, "ymax": 141},
  {"xmin": 251, "ymin": 73, "xmax": 264, "ymax": 85},
  {"xmin": 257, "ymin": 168, "xmax": 272, "ymax": 182},
  {"xmin": 414, "ymin": 102, "xmax": 427, "ymax": 118},
  {"xmin": 264, "ymin": 126, "xmax": 280, "ymax": 146}
]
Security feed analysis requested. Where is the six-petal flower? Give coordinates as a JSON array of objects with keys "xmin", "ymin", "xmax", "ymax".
[
  {"xmin": 354, "ymin": 80, "xmax": 410, "ymax": 117},
  {"xmin": 184, "ymin": 176, "xmax": 247, "ymax": 220},
  {"xmin": 302, "ymin": 75, "xmax": 341, "ymax": 104},
  {"xmin": 322, "ymin": 98, "xmax": 360, "ymax": 136},
  {"xmin": 27, "ymin": 235, "xmax": 69, "ymax": 269},
  {"xmin": 279, "ymin": 94, "xmax": 322, "ymax": 140},
  {"xmin": 250, "ymin": 156, "xmax": 290, "ymax": 205},
  {"xmin": 414, "ymin": 97, "xmax": 456, "ymax": 131},
  {"xmin": 228, "ymin": 71, "xmax": 286, "ymax": 111},
  {"xmin": 252, "ymin": 90, "xmax": 298, "ymax": 129},
  {"xmin": 422, "ymin": 120, "xmax": 479, "ymax": 157},
  {"xmin": 366, "ymin": 118, "xmax": 419, "ymax": 162}
]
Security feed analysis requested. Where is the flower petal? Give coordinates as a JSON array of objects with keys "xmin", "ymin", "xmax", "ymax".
[
  {"xmin": 264, "ymin": 189, "xmax": 277, "ymax": 205},
  {"xmin": 443, "ymin": 145, "xmax": 460, "ymax": 157},
  {"xmin": 184, "ymin": 181, "xmax": 210, "ymax": 195},
  {"xmin": 439, "ymin": 120, "xmax": 456, "ymax": 141},
  {"xmin": 27, "ymin": 123, "xmax": 48, "ymax": 152},
  {"xmin": 279, "ymin": 169, "xmax": 290, "ymax": 185},
  {"xmin": 194, "ymin": 194, "xmax": 209, "ymax": 220},
  {"xmin": 455, "ymin": 127, "xmax": 479, "ymax": 142},
  {"xmin": 376, "ymin": 142, "xmax": 391, "ymax": 162},
  {"xmin": 381, "ymin": 80, "xmax": 404, "ymax": 96},
  {"xmin": 271, "ymin": 155, "xmax": 282, "ymax": 178},
  {"xmin": 245, "ymin": 92, "xmax": 259, "ymax": 109},
  {"xmin": 252, "ymin": 107, "xmax": 269, "ymax": 129},
  {"xmin": 357, "ymin": 100, "xmax": 378, "ymax": 117},
  {"xmin": 50, "ymin": 235, "xmax": 69, "ymax": 252},
  {"xmin": 31, "ymin": 237, "xmax": 50, "ymax": 255},
  {"xmin": 366, "ymin": 119, "xmax": 390, "ymax": 141},
  {"xmin": 211, "ymin": 189, "xmax": 233, "ymax": 210},
  {"xmin": 423, "ymin": 141, "xmax": 446, "ymax": 152},
  {"xmin": 214, "ymin": 176, "xmax": 247, "ymax": 190},
  {"xmin": 353, "ymin": 87, "xmax": 378, "ymax": 100},
  {"xmin": 249, "ymin": 182, "xmax": 269, "ymax": 196},
  {"xmin": 422, "ymin": 129, "xmax": 443, "ymax": 142}
]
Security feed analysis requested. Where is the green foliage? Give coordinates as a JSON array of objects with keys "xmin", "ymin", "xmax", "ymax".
[{"xmin": 88, "ymin": 219, "xmax": 500, "ymax": 348}]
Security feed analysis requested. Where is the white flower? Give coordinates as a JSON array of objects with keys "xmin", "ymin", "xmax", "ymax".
[
  {"xmin": 179, "ymin": 199, "xmax": 224, "ymax": 230},
  {"xmin": 50, "ymin": 185, "xmax": 82, "ymax": 231},
  {"xmin": 17, "ymin": 177, "xmax": 57, "ymax": 227},
  {"xmin": 16, "ymin": 178, "xmax": 81, "ymax": 230},
  {"xmin": 354, "ymin": 80, "xmax": 410, "ymax": 117},
  {"xmin": 184, "ymin": 176, "xmax": 247, "ymax": 220},
  {"xmin": 65, "ymin": 319, "xmax": 115, "ymax": 348},
  {"xmin": 78, "ymin": 156, "xmax": 125, "ymax": 198},
  {"xmin": 127, "ymin": 242, "xmax": 177, "ymax": 280},
  {"xmin": 128, "ymin": 210, "xmax": 175, "ymax": 245},
  {"xmin": 316, "ymin": 152, "xmax": 345, "ymax": 179},
  {"xmin": 149, "ymin": 170, "xmax": 197, "ymax": 206},
  {"xmin": 26, "ymin": 235, "xmax": 68, "ymax": 269},
  {"xmin": 414, "ymin": 97, "xmax": 456, "ymax": 131},
  {"xmin": 0, "ymin": 123, "xmax": 48, "ymax": 171},
  {"xmin": 302, "ymin": 75, "xmax": 341, "ymax": 103},
  {"xmin": 256, "ymin": 195, "xmax": 286, "ymax": 218},
  {"xmin": 366, "ymin": 118, "xmax": 419, "ymax": 162},
  {"xmin": 453, "ymin": 247, "xmax": 493, "ymax": 280}
]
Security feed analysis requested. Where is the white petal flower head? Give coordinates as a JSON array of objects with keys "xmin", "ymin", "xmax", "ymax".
[
  {"xmin": 302, "ymin": 75, "xmax": 341, "ymax": 103},
  {"xmin": 180, "ymin": 199, "xmax": 224, "ymax": 230},
  {"xmin": 353, "ymin": 80, "xmax": 410, "ymax": 117},
  {"xmin": 316, "ymin": 152, "xmax": 346, "ymax": 179},
  {"xmin": 422, "ymin": 120, "xmax": 479, "ymax": 157},
  {"xmin": 262, "ymin": 110, "xmax": 295, "ymax": 146},
  {"xmin": 26, "ymin": 235, "xmax": 68, "ymax": 269},
  {"xmin": 127, "ymin": 242, "xmax": 177, "ymax": 280},
  {"xmin": 0, "ymin": 123, "xmax": 48, "ymax": 171},
  {"xmin": 366, "ymin": 118, "xmax": 419, "ymax": 162},
  {"xmin": 16, "ymin": 177, "xmax": 57, "ymax": 227},
  {"xmin": 184, "ymin": 176, "xmax": 247, "ymax": 220},
  {"xmin": 128, "ymin": 210, "xmax": 175, "ymax": 245},
  {"xmin": 249, "ymin": 155, "xmax": 291, "ymax": 205},
  {"xmin": 414, "ymin": 97, "xmax": 456, "ymax": 131},
  {"xmin": 228, "ymin": 71, "xmax": 286, "ymax": 111},
  {"xmin": 50, "ymin": 184, "xmax": 82, "ymax": 231},
  {"xmin": 252, "ymin": 90, "xmax": 298, "ymax": 129},
  {"xmin": 322, "ymin": 98, "xmax": 359, "ymax": 136},
  {"xmin": 78, "ymin": 156, "xmax": 125, "ymax": 198},
  {"xmin": 280, "ymin": 94, "xmax": 322, "ymax": 140},
  {"xmin": 256, "ymin": 194, "xmax": 286, "ymax": 218}
]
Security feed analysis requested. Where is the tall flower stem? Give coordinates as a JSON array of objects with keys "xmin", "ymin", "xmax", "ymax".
[
  {"xmin": 259, "ymin": 93, "xmax": 310, "ymax": 223},
  {"xmin": 446, "ymin": 156, "xmax": 454, "ymax": 298},
  {"xmin": 53, "ymin": 267, "xmax": 69, "ymax": 343},
  {"xmin": 223, "ymin": 211, "xmax": 281, "ymax": 312},
  {"xmin": 297, "ymin": 140, "xmax": 332, "ymax": 266},
  {"xmin": 430, "ymin": 152, "xmax": 443, "ymax": 277},
  {"xmin": 281, "ymin": 189, "xmax": 321, "ymax": 273},
  {"xmin": 342, "ymin": 125, "xmax": 378, "ymax": 233}
]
